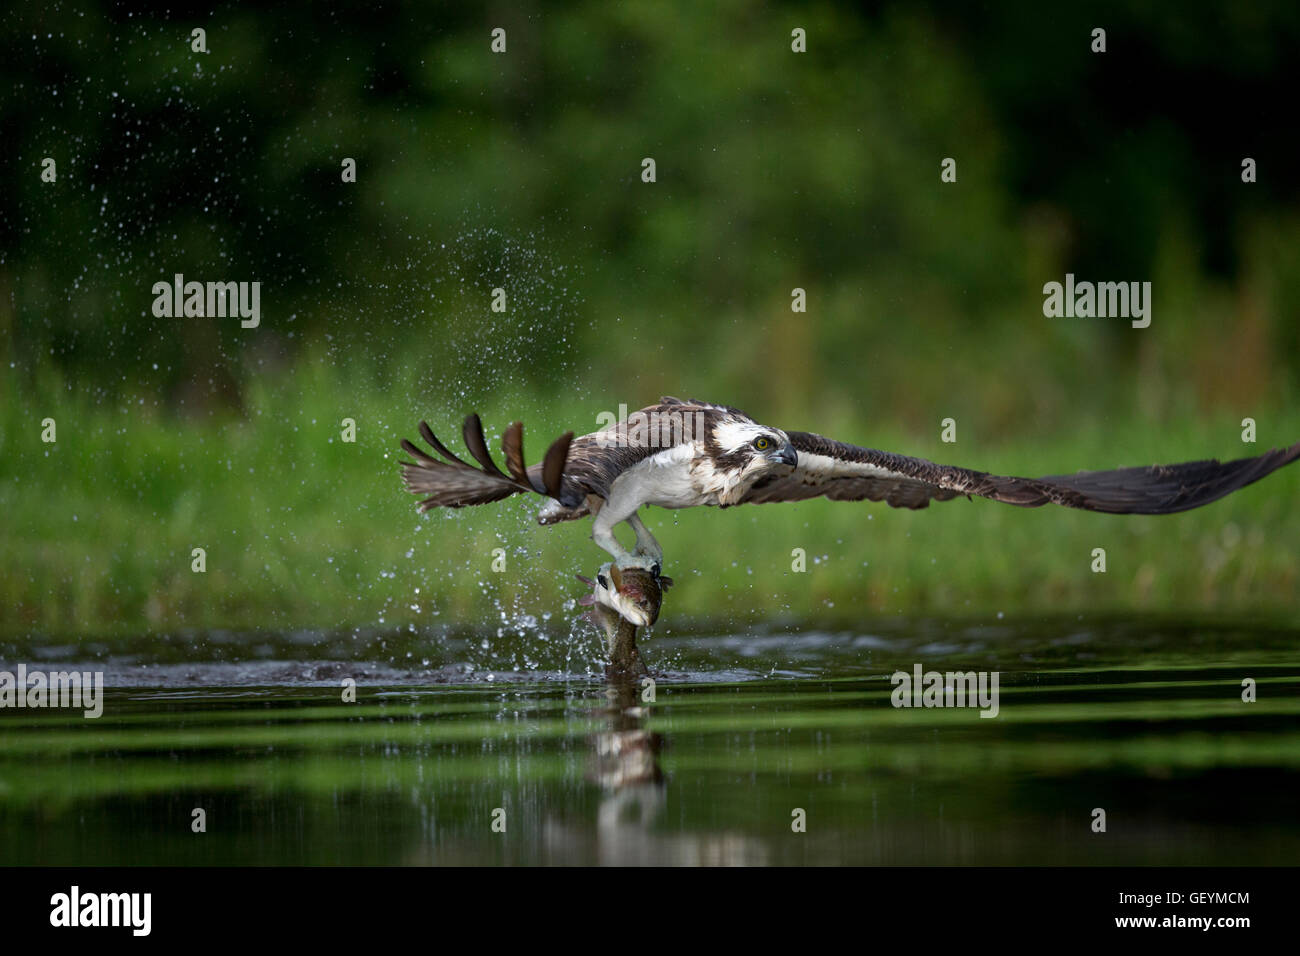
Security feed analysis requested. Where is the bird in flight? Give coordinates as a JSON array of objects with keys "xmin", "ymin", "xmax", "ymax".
[{"xmin": 400, "ymin": 396, "xmax": 1299, "ymax": 578}]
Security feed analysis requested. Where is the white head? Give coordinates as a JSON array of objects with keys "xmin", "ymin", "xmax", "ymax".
[{"xmin": 708, "ymin": 416, "xmax": 798, "ymax": 486}]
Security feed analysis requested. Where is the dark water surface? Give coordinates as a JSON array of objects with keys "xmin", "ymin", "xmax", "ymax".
[{"xmin": 1, "ymin": 618, "xmax": 1297, "ymax": 865}]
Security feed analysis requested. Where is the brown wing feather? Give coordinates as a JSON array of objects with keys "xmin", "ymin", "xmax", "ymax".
[
  {"xmin": 542, "ymin": 431, "xmax": 574, "ymax": 498},
  {"xmin": 400, "ymin": 416, "xmax": 574, "ymax": 511},
  {"xmin": 1034, "ymin": 445, "xmax": 1300, "ymax": 513},
  {"xmin": 744, "ymin": 431, "xmax": 1300, "ymax": 514},
  {"xmin": 418, "ymin": 420, "xmax": 472, "ymax": 468},
  {"xmin": 461, "ymin": 413, "xmax": 509, "ymax": 479},
  {"xmin": 501, "ymin": 422, "xmax": 533, "ymax": 487}
]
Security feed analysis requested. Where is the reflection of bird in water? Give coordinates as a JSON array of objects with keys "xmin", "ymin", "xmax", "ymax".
[
  {"xmin": 590, "ymin": 679, "xmax": 663, "ymax": 790},
  {"xmin": 589, "ymin": 677, "xmax": 667, "ymax": 859},
  {"xmin": 552, "ymin": 677, "xmax": 770, "ymax": 865},
  {"xmin": 537, "ymin": 606, "xmax": 773, "ymax": 865}
]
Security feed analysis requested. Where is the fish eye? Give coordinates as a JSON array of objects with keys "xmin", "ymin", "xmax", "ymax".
[
  {"xmin": 597, "ymin": 574, "xmax": 609, "ymax": 589},
  {"xmin": 753, "ymin": 436, "xmax": 771, "ymax": 450}
]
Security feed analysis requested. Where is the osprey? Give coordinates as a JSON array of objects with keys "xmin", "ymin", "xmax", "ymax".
[{"xmin": 400, "ymin": 396, "xmax": 1299, "ymax": 582}]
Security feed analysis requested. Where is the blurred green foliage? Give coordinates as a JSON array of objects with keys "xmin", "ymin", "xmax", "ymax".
[{"xmin": 1, "ymin": 1, "xmax": 1298, "ymax": 635}]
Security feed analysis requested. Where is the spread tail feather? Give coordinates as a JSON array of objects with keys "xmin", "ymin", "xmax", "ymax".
[{"xmin": 400, "ymin": 415, "xmax": 573, "ymax": 511}]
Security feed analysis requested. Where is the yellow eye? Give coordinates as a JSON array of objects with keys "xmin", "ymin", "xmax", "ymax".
[{"xmin": 754, "ymin": 437, "xmax": 771, "ymax": 450}]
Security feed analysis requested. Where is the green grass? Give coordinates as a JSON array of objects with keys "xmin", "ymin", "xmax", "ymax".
[{"xmin": 2, "ymin": 354, "xmax": 1298, "ymax": 639}]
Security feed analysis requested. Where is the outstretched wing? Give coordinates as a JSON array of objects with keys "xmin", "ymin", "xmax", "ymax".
[
  {"xmin": 743, "ymin": 431, "xmax": 1300, "ymax": 514},
  {"xmin": 400, "ymin": 414, "xmax": 573, "ymax": 512}
]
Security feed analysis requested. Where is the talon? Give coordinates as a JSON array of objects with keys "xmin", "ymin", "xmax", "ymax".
[{"xmin": 630, "ymin": 541, "xmax": 663, "ymax": 562}]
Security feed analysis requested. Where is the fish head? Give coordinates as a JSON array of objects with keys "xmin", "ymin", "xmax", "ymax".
[{"xmin": 580, "ymin": 562, "xmax": 667, "ymax": 628}]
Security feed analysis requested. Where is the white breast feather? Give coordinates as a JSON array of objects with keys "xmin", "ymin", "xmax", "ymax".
[{"xmin": 608, "ymin": 442, "xmax": 706, "ymax": 510}]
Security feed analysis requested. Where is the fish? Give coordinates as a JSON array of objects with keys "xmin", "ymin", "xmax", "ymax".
[{"xmin": 577, "ymin": 563, "xmax": 673, "ymax": 675}]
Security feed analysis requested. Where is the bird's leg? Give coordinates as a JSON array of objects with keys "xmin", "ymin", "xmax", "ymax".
[
  {"xmin": 590, "ymin": 504, "xmax": 636, "ymax": 565},
  {"xmin": 624, "ymin": 512, "xmax": 663, "ymax": 568},
  {"xmin": 591, "ymin": 493, "xmax": 660, "ymax": 572}
]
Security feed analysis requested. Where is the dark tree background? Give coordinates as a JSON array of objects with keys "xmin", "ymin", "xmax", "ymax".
[{"xmin": 3, "ymin": 0, "xmax": 1297, "ymax": 421}]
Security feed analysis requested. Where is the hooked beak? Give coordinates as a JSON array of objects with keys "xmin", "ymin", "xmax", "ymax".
[{"xmin": 777, "ymin": 445, "xmax": 798, "ymax": 468}]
